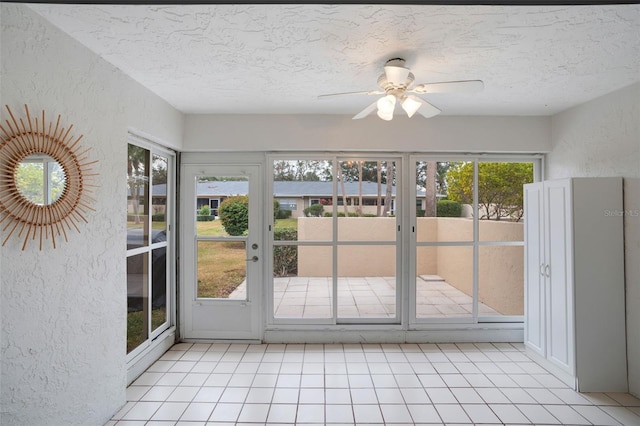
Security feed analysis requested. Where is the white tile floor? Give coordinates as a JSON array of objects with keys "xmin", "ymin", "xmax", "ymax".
[{"xmin": 108, "ymin": 342, "xmax": 640, "ymax": 425}]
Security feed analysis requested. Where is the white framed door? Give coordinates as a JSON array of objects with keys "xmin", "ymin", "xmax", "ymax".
[{"xmin": 181, "ymin": 163, "xmax": 263, "ymax": 341}]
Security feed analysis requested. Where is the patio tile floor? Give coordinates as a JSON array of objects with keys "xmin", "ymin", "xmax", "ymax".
[{"xmin": 230, "ymin": 275, "xmax": 500, "ymax": 319}]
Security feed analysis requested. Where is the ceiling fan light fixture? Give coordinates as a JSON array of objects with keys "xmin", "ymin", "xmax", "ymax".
[
  {"xmin": 377, "ymin": 94, "xmax": 396, "ymax": 115},
  {"xmin": 401, "ymin": 95, "xmax": 422, "ymax": 118},
  {"xmin": 377, "ymin": 109, "xmax": 394, "ymax": 121}
]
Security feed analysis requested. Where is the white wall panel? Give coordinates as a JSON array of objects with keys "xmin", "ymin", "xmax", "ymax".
[
  {"xmin": 0, "ymin": 4, "xmax": 183, "ymax": 425},
  {"xmin": 547, "ymin": 82, "xmax": 640, "ymax": 397},
  {"xmin": 183, "ymin": 114, "xmax": 551, "ymax": 153}
]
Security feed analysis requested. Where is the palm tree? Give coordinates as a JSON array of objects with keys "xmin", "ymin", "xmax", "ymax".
[
  {"xmin": 127, "ymin": 144, "xmax": 148, "ymax": 224},
  {"xmin": 424, "ymin": 161, "xmax": 437, "ymax": 217}
]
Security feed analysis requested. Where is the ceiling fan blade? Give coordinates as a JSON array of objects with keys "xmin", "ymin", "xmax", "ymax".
[
  {"xmin": 352, "ymin": 100, "xmax": 379, "ymax": 120},
  {"xmin": 318, "ymin": 90, "xmax": 384, "ymax": 99},
  {"xmin": 410, "ymin": 80, "xmax": 484, "ymax": 94},
  {"xmin": 415, "ymin": 97, "xmax": 441, "ymax": 118}
]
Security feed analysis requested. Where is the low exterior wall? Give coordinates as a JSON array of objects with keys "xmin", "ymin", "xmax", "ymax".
[
  {"xmin": 296, "ymin": 217, "xmax": 524, "ymax": 315},
  {"xmin": 298, "ymin": 217, "xmax": 396, "ymax": 276}
]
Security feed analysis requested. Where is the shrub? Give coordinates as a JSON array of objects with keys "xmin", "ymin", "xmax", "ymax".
[
  {"xmin": 277, "ymin": 209, "xmax": 292, "ymax": 219},
  {"xmin": 273, "ymin": 200, "xmax": 280, "ymax": 221},
  {"xmin": 273, "ymin": 227, "xmax": 297, "ymax": 277},
  {"xmin": 151, "ymin": 213, "xmax": 165, "ymax": 222},
  {"xmin": 437, "ymin": 200, "xmax": 462, "ymax": 217},
  {"xmin": 363, "ymin": 213, "xmax": 376, "ymax": 217},
  {"xmin": 198, "ymin": 205, "xmax": 211, "ymax": 216},
  {"xmin": 303, "ymin": 203, "xmax": 324, "ymax": 217},
  {"xmin": 219, "ymin": 195, "xmax": 249, "ymax": 236},
  {"xmin": 196, "ymin": 215, "xmax": 215, "ymax": 222}
]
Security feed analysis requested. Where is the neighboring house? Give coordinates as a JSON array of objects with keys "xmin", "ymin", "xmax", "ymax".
[
  {"xmin": 190, "ymin": 180, "xmax": 402, "ymax": 217},
  {"xmin": 150, "ymin": 180, "xmax": 446, "ymax": 218}
]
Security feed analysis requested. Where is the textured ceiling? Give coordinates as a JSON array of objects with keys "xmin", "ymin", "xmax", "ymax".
[{"xmin": 28, "ymin": 4, "xmax": 640, "ymax": 116}]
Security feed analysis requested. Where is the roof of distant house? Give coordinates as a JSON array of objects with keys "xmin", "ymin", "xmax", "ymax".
[{"xmin": 147, "ymin": 180, "xmax": 430, "ymax": 197}]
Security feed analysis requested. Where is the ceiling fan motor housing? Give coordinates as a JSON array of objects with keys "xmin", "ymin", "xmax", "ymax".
[{"xmin": 378, "ymin": 58, "xmax": 414, "ymax": 95}]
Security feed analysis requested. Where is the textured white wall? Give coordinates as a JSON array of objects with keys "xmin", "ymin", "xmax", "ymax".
[
  {"xmin": 0, "ymin": 4, "xmax": 183, "ymax": 425},
  {"xmin": 184, "ymin": 114, "xmax": 551, "ymax": 153},
  {"xmin": 547, "ymin": 82, "xmax": 640, "ymax": 397}
]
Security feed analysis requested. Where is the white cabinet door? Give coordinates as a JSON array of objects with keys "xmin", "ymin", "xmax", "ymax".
[
  {"xmin": 524, "ymin": 182, "xmax": 545, "ymax": 357},
  {"xmin": 544, "ymin": 180, "xmax": 574, "ymax": 375}
]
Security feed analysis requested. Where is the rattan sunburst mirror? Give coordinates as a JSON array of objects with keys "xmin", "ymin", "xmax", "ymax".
[{"xmin": 0, "ymin": 105, "xmax": 98, "ymax": 250}]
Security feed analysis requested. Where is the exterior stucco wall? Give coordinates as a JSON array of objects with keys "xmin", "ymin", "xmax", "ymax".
[
  {"xmin": 0, "ymin": 4, "xmax": 183, "ymax": 425},
  {"xmin": 298, "ymin": 217, "xmax": 524, "ymax": 314},
  {"xmin": 546, "ymin": 82, "xmax": 640, "ymax": 397}
]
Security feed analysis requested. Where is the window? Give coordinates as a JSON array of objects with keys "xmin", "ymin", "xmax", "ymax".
[
  {"xmin": 271, "ymin": 157, "xmax": 400, "ymax": 323},
  {"xmin": 126, "ymin": 141, "xmax": 174, "ymax": 357},
  {"xmin": 278, "ymin": 199, "xmax": 297, "ymax": 210},
  {"xmin": 413, "ymin": 158, "xmax": 535, "ymax": 322}
]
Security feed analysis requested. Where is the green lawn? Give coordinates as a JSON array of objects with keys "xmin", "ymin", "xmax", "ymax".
[
  {"xmin": 196, "ymin": 217, "xmax": 297, "ymax": 235},
  {"xmin": 196, "ymin": 218, "xmax": 297, "ymax": 298},
  {"xmin": 127, "ymin": 307, "xmax": 166, "ymax": 353}
]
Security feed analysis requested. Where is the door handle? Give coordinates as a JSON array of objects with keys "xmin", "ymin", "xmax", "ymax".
[
  {"xmin": 246, "ymin": 256, "xmax": 258, "ymax": 262},
  {"xmin": 540, "ymin": 263, "xmax": 546, "ymax": 276},
  {"xmin": 545, "ymin": 264, "xmax": 550, "ymax": 277}
]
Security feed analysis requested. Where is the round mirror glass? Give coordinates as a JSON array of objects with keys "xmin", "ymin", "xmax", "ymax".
[{"xmin": 14, "ymin": 154, "xmax": 67, "ymax": 205}]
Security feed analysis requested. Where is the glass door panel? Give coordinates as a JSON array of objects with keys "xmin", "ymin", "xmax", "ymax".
[
  {"xmin": 127, "ymin": 145, "xmax": 150, "ymax": 250},
  {"xmin": 416, "ymin": 161, "xmax": 472, "ymax": 242},
  {"xmin": 151, "ymin": 247, "xmax": 167, "ymax": 332},
  {"xmin": 126, "ymin": 141, "xmax": 173, "ymax": 358},
  {"xmin": 151, "ymin": 154, "xmax": 168, "ymax": 233},
  {"xmin": 416, "ymin": 246, "xmax": 473, "ymax": 319},
  {"xmin": 197, "ymin": 241, "xmax": 247, "ymax": 300},
  {"xmin": 337, "ymin": 245, "xmax": 396, "ymax": 319},
  {"xmin": 336, "ymin": 159, "xmax": 399, "ymax": 322},
  {"xmin": 127, "ymin": 252, "xmax": 148, "ymax": 353},
  {"xmin": 274, "ymin": 245, "xmax": 333, "ymax": 319},
  {"xmin": 478, "ymin": 245, "xmax": 525, "ymax": 317},
  {"xmin": 270, "ymin": 157, "xmax": 400, "ymax": 324},
  {"xmin": 413, "ymin": 157, "xmax": 534, "ymax": 324},
  {"xmin": 476, "ymin": 162, "xmax": 533, "ymax": 236},
  {"xmin": 476, "ymin": 161, "xmax": 531, "ymax": 320}
]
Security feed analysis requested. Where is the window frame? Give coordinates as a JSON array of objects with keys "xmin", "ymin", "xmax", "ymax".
[
  {"xmin": 267, "ymin": 154, "xmax": 403, "ymax": 326},
  {"xmin": 264, "ymin": 152, "xmax": 542, "ymax": 333},
  {"xmin": 409, "ymin": 154, "xmax": 543, "ymax": 327}
]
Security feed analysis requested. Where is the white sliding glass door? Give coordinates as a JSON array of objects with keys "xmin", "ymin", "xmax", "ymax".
[
  {"xmin": 411, "ymin": 157, "xmax": 535, "ymax": 325},
  {"xmin": 270, "ymin": 156, "xmax": 401, "ymax": 325}
]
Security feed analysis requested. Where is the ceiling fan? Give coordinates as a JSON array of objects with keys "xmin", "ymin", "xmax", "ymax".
[{"xmin": 318, "ymin": 58, "xmax": 484, "ymax": 121}]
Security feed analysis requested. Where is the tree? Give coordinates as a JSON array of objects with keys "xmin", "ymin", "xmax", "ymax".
[
  {"xmin": 273, "ymin": 160, "xmax": 332, "ymax": 182},
  {"xmin": 424, "ymin": 161, "xmax": 437, "ymax": 217},
  {"xmin": 446, "ymin": 162, "xmax": 533, "ymax": 221},
  {"xmin": 128, "ymin": 144, "xmax": 149, "ymax": 224},
  {"xmin": 152, "ymin": 155, "xmax": 168, "ymax": 185},
  {"xmin": 376, "ymin": 161, "xmax": 382, "ymax": 216},
  {"xmin": 383, "ymin": 161, "xmax": 393, "ymax": 217}
]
